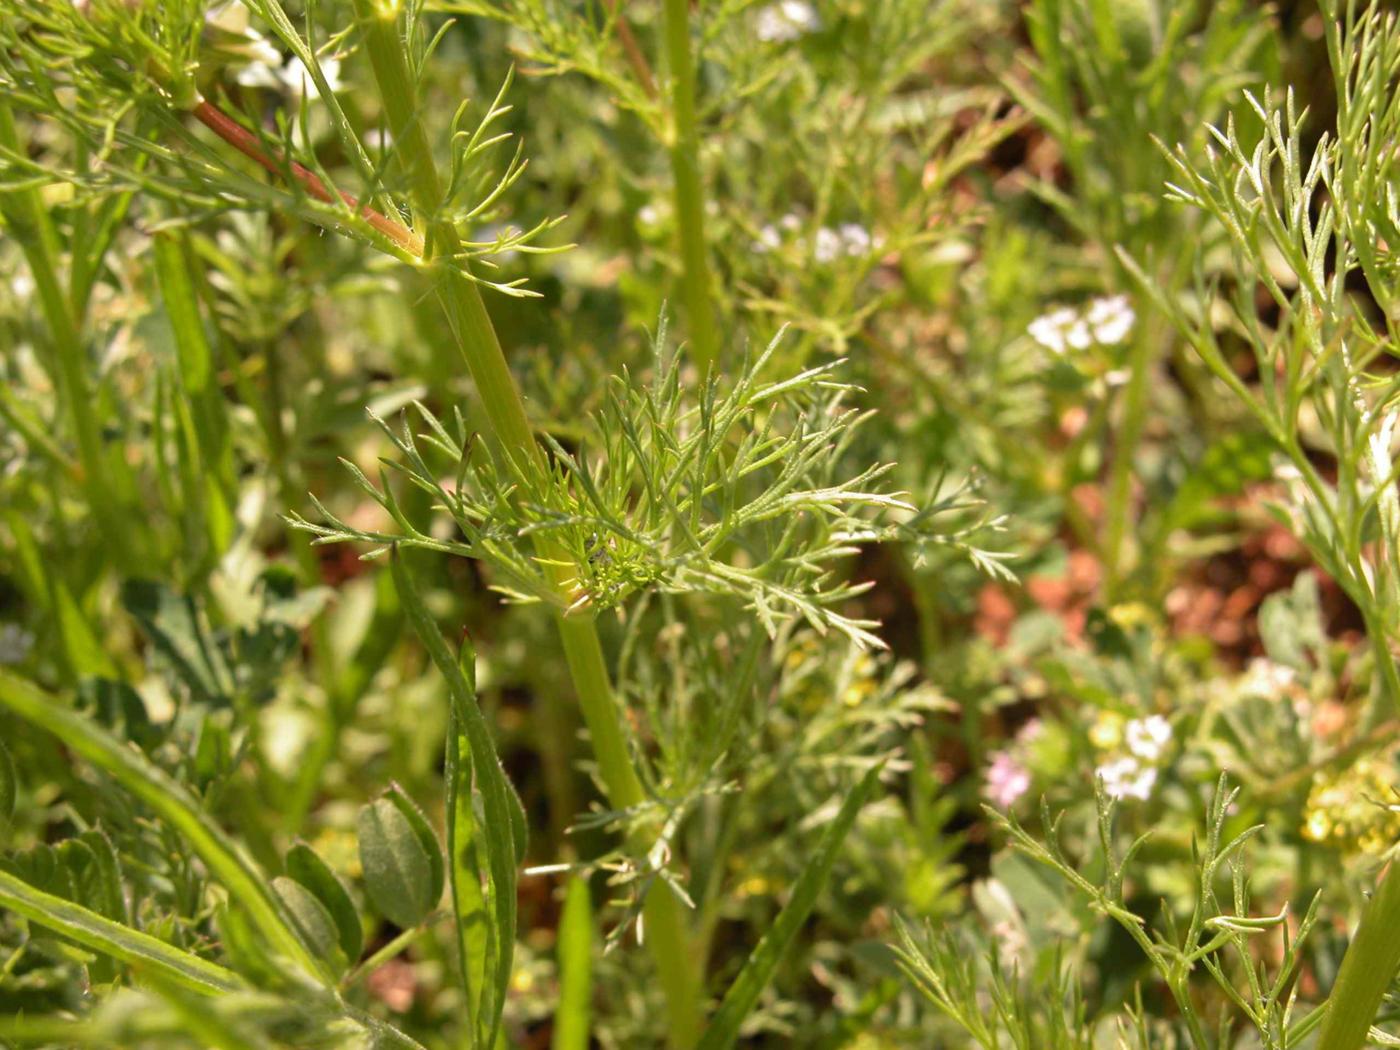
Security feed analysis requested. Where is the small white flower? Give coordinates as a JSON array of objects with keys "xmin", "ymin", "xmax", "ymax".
[
  {"xmin": 205, "ymin": 0, "xmax": 252, "ymax": 33},
  {"xmin": 1103, "ymin": 367, "xmax": 1132, "ymax": 387},
  {"xmin": 752, "ymin": 224, "xmax": 781, "ymax": 253},
  {"xmin": 755, "ymin": 0, "xmax": 820, "ymax": 42},
  {"xmin": 234, "ymin": 60, "xmax": 284, "ymax": 90},
  {"xmin": 1097, "ymin": 755, "xmax": 1157, "ymax": 801},
  {"xmin": 282, "ymin": 55, "xmax": 343, "ymax": 99},
  {"xmin": 985, "ymin": 751, "xmax": 1031, "ymax": 808},
  {"xmin": 1029, "ymin": 296, "xmax": 1135, "ymax": 353},
  {"xmin": 638, "ymin": 204, "xmax": 660, "ymax": 227},
  {"xmin": 1125, "ymin": 715, "xmax": 1172, "ymax": 761},
  {"xmin": 364, "ymin": 127, "xmax": 393, "ymax": 151},
  {"xmin": 1241, "ymin": 657, "xmax": 1297, "ymax": 697},
  {"xmin": 206, "ymin": 2, "xmax": 285, "ymax": 81},
  {"xmin": 0, "ymin": 623, "xmax": 34, "ymax": 665},
  {"xmin": 779, "ymin": 213, "xmax": 802, "ymax": 232},
  {"xmin": 11, "ymin": 272, "xmax": 35, "ymax": 299},
  {"xmin": 838, "ymin": 222, "xmax": 872, "ymax": 256},
  {"xmin": 1086, "ymin": 294, "xmax": 1136, "ymax": 345},
  {"xmin": 813, "ymin": 226, "xmax": 843, "ymax": 264},
  {"xmin": 1027, "ymin": 306, "xmax": 1080, "ymax": 354},
  {"xmin": 1065, "ymin": 317, "xmax": 1093, "ymax": 350}
]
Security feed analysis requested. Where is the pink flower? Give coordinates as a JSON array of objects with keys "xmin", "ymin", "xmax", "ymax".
[{"xmin": 985, "ymin": 750, "xmax": 1031, "ymax": 808}]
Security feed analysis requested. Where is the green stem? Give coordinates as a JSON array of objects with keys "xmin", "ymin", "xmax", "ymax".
[
  {"xmin": 351, "ymin": 6, "xmax": 702, "ymax": 1044},
  {"xmin": 0, "ymin": 101, "xmax": 135, "ymax": 566},
  {"xmin": 340, "ymin": 911, "xmax": 443, "ymax": 990},
  {"xmin": 1318, "ymin": 859, "xmax": 1400, "ymax": 1050},
  {"xmin": 662, "ymin": 0, "xmax": 719, "ymax": 372}
]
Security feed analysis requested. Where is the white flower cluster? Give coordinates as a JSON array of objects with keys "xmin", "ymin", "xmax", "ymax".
[
  {"xmin": 752, "ymin": 215, "xmax": 875, "ymax": 263},
  {"xmin": 1027, "ymin": 294, "xmax": 1136, "ymax": 354},
  {"xmin": 755, "ymin": 1, "xmax": 821, "ymax": 43},
  {"xmin": 1240, "ymin": 657, "xmax": 1297, "ymax": 697},
  {"xmin": 1095, "ymin": 714, "xmax": 1171, "ymax": 802},
  {"xmin": 205, "ymin": 1, "xmax": 344, "ymax": 99}
]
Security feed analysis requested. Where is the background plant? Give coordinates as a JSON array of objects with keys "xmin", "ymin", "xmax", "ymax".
[{"xmin": 6, "ymin": 0, "xmax": 1400, "ymax": 1048}]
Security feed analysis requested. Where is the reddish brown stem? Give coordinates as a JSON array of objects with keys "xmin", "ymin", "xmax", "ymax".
[
  {"xmin": 604, "ymin": 1, "xmax": 657, "ymax": 99},
  {"xmin": 191, "ymin": 99, "xmax": 424, "ymax": 256}
]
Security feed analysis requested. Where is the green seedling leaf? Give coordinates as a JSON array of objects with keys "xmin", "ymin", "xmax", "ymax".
[
  {"xmin": 383, "ymin": 784, "xmax": 445, "ymax": 911},
  {"xmin": 552, "ymin": 877, "xmax": 592, "ymax": 1050},
  {"xmin": 2, "ymin": 843, "xmax": 73, "ymax": 901},
  {"xmin": 60, "ymin": 829, "xmax": 127, "ymax": 924},
  {"xmin": 193, "ymin": 711, "xmax": 234, "ymax": 789},
  {"xmin": 0, "ymin": 868, "xmax": 242, "ymax": 995},
  {"xmin": 357, "ymin": 797, "xmax": 436, "ymax": 930},
  {"xmin": 1160, "ymin": 430, "xmax": 1273, "ymax": 533},
  {"xmin": 55, "ymin": 580, "xmax": 119, "ymax": 679},
  {"xmin": 77, "ymin": 677, "xmax": 158, "ymax": 752},
  {"xmin": 696, "ymin": 764, "xmax": 884, "ymax": 1050},
  {"xmin": 274, "ymin": 876, "xmax": 347, "ymax": 975},
  {"xmin": 286, "ymin": 843, "xmax": 363, "ymax": 964},
  {"xmin": 58, "ymin": 831, "xmax": 127, "ymax": 985},
  {"xmin": 120, "ymin": 579, "xmax": 234, "ymax": 706},
  {"xmin": 392, "ymin": 548, "xmax": 520, "ymax": 1049},
  {"xmin": 0, "ymin": 670, "xmax": 321, "ymax": 980}
]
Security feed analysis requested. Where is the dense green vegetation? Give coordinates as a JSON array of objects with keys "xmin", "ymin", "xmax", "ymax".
[{"xmin": 3, "ymin": 1, "xmax": 1400, "ymax": 1046}]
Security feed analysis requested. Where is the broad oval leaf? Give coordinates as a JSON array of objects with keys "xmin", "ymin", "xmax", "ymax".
[
  {"xmin": 286, "ymin": 843, "xmax": 363, "ymax": 964},
  {"xmin": 383, "ymin": 783, "xmax": 445, "ymax": 910},
  {"xmin": 357, "ymin": 797, "xmax": 436, "ymax": 929},
  {"xmin": 273, "ymin": 876, "xmax": 347, "ymax": 974}
]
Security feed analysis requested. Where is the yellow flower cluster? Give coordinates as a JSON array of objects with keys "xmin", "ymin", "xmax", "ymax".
[{"xmin": 1301, "ymin": 757, "xmax": 1400, "ymax": 855}]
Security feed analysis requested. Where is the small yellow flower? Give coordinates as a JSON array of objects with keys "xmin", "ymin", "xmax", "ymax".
[
  {"xmin": 1301, "ymin": 757, "xmax": 1400, "ymax": 854},
  {"xmin": 842, "ymin": 678, "xmax": 877, "ymax": 707},
  {"xmin": 1089, "ymin": 711, "xmax": 1124, "ymax": 751},
  {"xmin": 737, "ymin": 875, "xmax": 773, "ymax": 898}
]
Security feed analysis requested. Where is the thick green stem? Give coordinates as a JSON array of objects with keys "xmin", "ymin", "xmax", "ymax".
[
  {"xmin": 555, "ymin": 615, "xmax": 646, "ymax": 808},
  {"xmin": 662, "ymin": 0, "xmax": 719, "ymax": 372},
  {"xmin": 351, "ymin": 4, "xmax": 702, "ymax": 1043},
  {"xmin": 1317, "ymin": 860, "xmax": 1400, "ymax": 1050}
]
